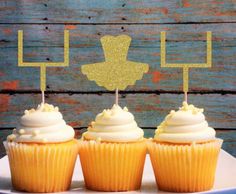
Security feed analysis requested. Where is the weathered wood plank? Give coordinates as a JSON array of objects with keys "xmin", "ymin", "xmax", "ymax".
[
  {"xmin": 0, "ymin": 24, "xmax": 236, "ymax": 91},
  {"xmin": 1, "ymin": 24, "xmax": 236, "ymax": 47},
  {"xmin": 0, "ymin": 0, "xmax": 236, "ymax": 24},
  {"xmin": 1, "ymin": 129, "xmax": 236, "ymax": 158},
  {"xmin": 0, "ymin": 130, "xmax": 11, "ymax": 158},
  {"xmin": 0, "ymin": 93, "xmax": 235, "ymax": 129}
]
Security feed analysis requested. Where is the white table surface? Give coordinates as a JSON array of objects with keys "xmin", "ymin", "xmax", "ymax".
[{"xmin": 0, "ymin": 150, "xmax": 236, "ymax": 194}]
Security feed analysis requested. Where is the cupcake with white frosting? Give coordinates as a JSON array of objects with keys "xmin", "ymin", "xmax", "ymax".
[
  {"xmin": 4, "ymin": 103, "xmax": 78, "ymax": 193},
  {"xmin": 79, "ymin": 104, "xmax": 146, "ymax": 191},
  {"xmin": 148, "ymin": 101, "xmax": 223, "ymax": 192}
]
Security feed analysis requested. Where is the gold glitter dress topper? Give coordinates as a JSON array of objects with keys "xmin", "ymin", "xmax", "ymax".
[{"xmin": 82, "ymin": 35, "xmax": 149, "ymax": 91}]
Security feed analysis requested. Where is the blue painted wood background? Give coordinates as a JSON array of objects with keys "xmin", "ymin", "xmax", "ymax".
[{"xmin": 0, "ymin": 0, "xmax": 236, "ymax": 158}]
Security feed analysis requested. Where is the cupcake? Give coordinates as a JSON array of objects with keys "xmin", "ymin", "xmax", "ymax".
[
  {"xmin": 4, "ymin": 103, "xmax": 78, "ymax": 193},
  {"xmin": 79, "ymin": 104, "xmax": 147, "ymax": 191},
  {"xmin": 147, "ymin": 101, "xmax": 223, "ymax": 192}
]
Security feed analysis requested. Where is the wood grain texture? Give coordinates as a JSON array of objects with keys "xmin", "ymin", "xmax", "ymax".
[
  {"xmin": 0, "ymin": 130, "xmax": 11, "ymax": 158},
  {"xmin": 0, "ymin": 24, "xmax": 236, "ymax": 92},
  {"xmin": 0, "ymin": 93, "xmax": 235, "ymax": 129},
  {"xmin": 0, "ymin": 129, "xmax": 235, "ymax": 158},
  {"xmin": 0, "ymin": 0, "xmax": 236, "ymax": 24}
]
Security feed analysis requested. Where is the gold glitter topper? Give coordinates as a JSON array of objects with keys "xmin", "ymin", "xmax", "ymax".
[
  {"xmin": 160, "ymin": 31, "xmax": 212, "ymax": 101},
  {"xmin": 18, "ymin": 30, "xmax": 69, "ymax": 103},
  {"xmin": 81, "ymin": 35, "xmax": 149, "ymax": 91}
]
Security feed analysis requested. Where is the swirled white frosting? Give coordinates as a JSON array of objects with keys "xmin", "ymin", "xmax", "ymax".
[
  {"xmin": 154, "ymin": 102, "xmax": 216, "ymax": 143},
  {"xmin": 7, "ymin": 103, "xmax": 75, "ymax": 143},
  {"xmin": 83, "ymin": 104, "xmax": 144, "ymax": 142}
]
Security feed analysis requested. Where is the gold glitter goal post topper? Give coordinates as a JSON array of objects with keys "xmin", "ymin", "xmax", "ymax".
[
  {"xmin": 18, "ymin": 30, "xmax": 69, "ymax": 93},
  {"xmin": 160, "ymin": 31, "xmax": 212, "ymax": 100}
]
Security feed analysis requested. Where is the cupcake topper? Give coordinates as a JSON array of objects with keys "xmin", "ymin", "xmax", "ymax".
[
  {"xmin": 18, "ymin": 30, "xmax": 69, "ymax": 104},
  {"xmin": 82, "ymin": 35, "xmax": 149, "ymax": 105},
  {"xmin": 160, "ymin": 31, "xmax": 212, "ymax": 102}
]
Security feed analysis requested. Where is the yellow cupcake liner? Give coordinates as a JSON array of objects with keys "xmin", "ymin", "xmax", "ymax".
[
  {"xmin": 147, "ymin": 139, "xmax": 223, "ymax": 193},
  {"xmin": 4, "ymin": 139, "xmax": 79, "ymax": 193},
  {"xmin": 79, "ymin": 140, "xmax": 147, "ymax": 191}
]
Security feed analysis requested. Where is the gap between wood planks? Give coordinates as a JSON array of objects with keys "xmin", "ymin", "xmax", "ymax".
[
  {"xmin": 0, "ymin": 21, "xmax": 236, "ymax": 25},
  {"xmin": 1, "ymin": 90, "xmax": 236, "ymax": 95}
]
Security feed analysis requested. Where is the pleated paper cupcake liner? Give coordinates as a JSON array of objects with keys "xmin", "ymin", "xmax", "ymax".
[
  {"xmin": 79, "ymin": 140, "xmax": 147, "ymax": 191},
  {"xmin": 147, "ymin": 139, "xmax": 223, "ymax": 193},
  {"xmin": 4, "ymin": 139, "xmax": 79, "ymax": 193}
]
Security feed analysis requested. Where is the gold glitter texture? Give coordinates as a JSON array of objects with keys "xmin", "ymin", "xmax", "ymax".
[
  {"xmin": 160, "ymin": 31, "xmax": 212, "ymax": 93},
  {"xmin": 18, "ymin": 30, "xmax": 70, "ymax": 92},
  {"xmin": 81, "ymin": 35, "xmax": 149, "ymax": 90}
]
